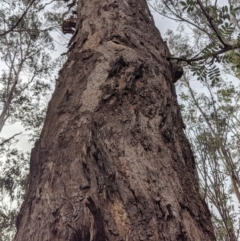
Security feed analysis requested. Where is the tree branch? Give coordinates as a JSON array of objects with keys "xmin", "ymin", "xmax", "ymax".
[
  {"xmin": 166, "ymin": 43, "xmax": 240, "ymax": 64},
  {"xmin": 37, "ymin": 0, "xmax": 57, "ymax": 12},
  {"xmin": 149, "ymin": 1, "xmax": 211, "ymax": 37},
  {"xmin": 0, "ymin": 132, "xmax": 22, "ymax": 146},
  {"xmin": 0, "ymin": 0, "xmax": 36, "ymax": 37},
  {"xmin": 196, "ymin": 0, "xmax": 228, "ymax": 47}
]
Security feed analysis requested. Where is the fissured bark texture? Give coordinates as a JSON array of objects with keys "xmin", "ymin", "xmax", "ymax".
[{"xmin": 14, "ymin": 0, "xmax": 216, "ymax": 240}]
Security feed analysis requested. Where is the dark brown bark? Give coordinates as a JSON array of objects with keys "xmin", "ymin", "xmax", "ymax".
[{"xmin": 14, "ymin": 0, "xmax": 216, "ymax": 240}]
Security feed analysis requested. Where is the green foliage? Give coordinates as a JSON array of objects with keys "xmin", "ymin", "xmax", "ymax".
[
  {"xmin": 180, "ymin": 0, "xmax": 195, "ymax": 13},
  {"xmin": 227, "ymin": 49, "xmax": 240, "ymax": 78},
  {"xmin": 0, "ymin": 1, "xmax": 55, "ymax": 131},
  {"xmin": 190, "ymin": 62, "xmax": 221, "ymax": 85},
  {"xmin": 152, "ymin": 0, "xmax": 240, "ymax": 81},
  {"xmin": 0, "ymin": 135, "xmax": 29, "ymax": 240}
]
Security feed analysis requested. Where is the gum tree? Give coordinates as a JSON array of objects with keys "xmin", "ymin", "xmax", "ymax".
[{"xmin": 14, "ymin": 0, "xmax": 216, "ymax": 240}]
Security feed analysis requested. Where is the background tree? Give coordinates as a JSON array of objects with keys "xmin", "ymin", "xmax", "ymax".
[{"xmin": 179, "ymin": 73, "xmax": 240, "ymax": 241}]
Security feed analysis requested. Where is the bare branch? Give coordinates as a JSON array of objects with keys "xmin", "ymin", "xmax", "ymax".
[
  {"xmin": 166, "ymin": 43, "xmax": 240, "ymax": 64},
  {"xmin": 0, "ymin": 132, "xmax": 22, "ymax": 146},
  {"xmin": 37, "ymin": 0, "xmax": 57, "ymax": 12}
]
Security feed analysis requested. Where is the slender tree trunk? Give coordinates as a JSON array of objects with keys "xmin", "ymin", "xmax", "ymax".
[{"xmin": 14, "ymin": 0, "xmax": 216, "ymax": 240}]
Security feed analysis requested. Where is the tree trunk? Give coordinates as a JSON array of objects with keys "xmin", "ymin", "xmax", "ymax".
[{"xmin": 14, "ymin": 0, "xmax": 216, "ymax": 240}]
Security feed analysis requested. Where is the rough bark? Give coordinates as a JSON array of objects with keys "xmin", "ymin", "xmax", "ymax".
[{"xmin": 14, "ymin": 0, "xmax": 216, "ymax": 240}]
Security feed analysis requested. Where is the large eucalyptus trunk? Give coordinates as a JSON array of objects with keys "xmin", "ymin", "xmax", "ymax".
[{"xmin": 14, "ymin": 0, "xmax": 216, "ymax": 240}]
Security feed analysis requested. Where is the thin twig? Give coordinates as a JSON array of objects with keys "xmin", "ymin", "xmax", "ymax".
[{"xmin": 0, "ymin": 132, "xmax": 22, "ymax": 146}]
